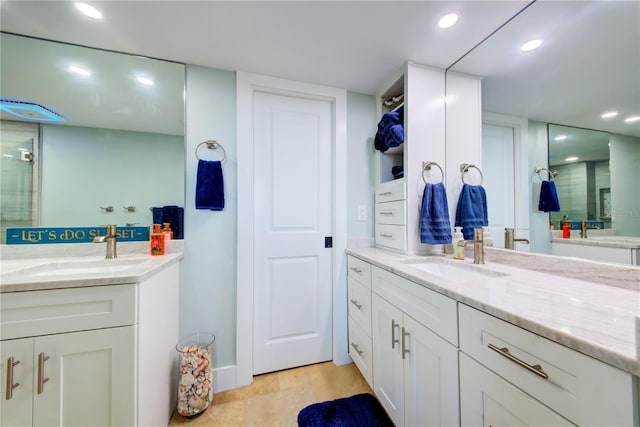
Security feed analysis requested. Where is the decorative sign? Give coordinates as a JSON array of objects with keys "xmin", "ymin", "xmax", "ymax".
[
  {"xmin": 6, "ymin": 226, "xmax": 150, "ymax": 245},
  {"xmin": 566, "ymin": 221, "xmax": 604, "ymax": 230}
]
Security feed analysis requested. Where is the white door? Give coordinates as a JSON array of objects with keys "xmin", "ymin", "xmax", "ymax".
[
  {"xmin": 252, "ymin": 91, "xmax": 333, "ymax": 375},
  {"xmin": 482, "ymin": 124, "xmax": 515, "ymax": 248}
]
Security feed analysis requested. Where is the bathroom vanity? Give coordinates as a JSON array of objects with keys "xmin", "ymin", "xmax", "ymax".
[
  {"xmin": 0, "ymin": 242, "xmax": 182, "ymax": 427},
  {"xmin": 551, "ymin": 234, "xmax": 640, "ymax": 266},
  {"xmin": 347, "ymin": 247, "xmax": 639, "ymax": 426}
]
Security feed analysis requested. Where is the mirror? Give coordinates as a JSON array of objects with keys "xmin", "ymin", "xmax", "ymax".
[
  {"xmin": 446, "ymin": 0, "xmax": 640, "ymax": 252},
  {"xmin": 0, "ymin": 33, "xmax": 186, "ymax": 243}
]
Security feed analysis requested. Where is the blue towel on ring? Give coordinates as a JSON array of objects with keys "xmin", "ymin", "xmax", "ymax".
[
  {"xmin": 152, "ymin": 205, "xmax": 184, "ymax": 239},
  {"xmin": 420, "ymin": 182, "xmax": 452, "ymax": 244},
  {"xmin": 538, "ymin": 180, "xmax": 561, "ymax": 212},
  {"xmin": 196, "ymin": 160, "xmax": 225, "ymax": 210},
  {"xmin": 455, "ymin": 184, "xmax": 488, "ymax": 240}
]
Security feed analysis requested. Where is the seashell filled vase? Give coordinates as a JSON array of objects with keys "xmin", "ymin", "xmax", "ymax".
[{"xmin": 176, "ymin": 332, "xmax": 216, "ymax": 417}]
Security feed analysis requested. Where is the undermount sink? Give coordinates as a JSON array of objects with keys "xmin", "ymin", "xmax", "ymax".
[
  {"xmin": 3, "ymin": 257, "xmax": 150, "ymax": 278},
  {"xmin": 401, "ymin": 257, "xmax": 509, "ymax": 282}
]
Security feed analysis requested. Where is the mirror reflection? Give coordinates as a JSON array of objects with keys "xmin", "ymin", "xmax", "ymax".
[
  {"xmin": 0, "ymin": 33, "xmax": 186, "ymax": 243},
  {"xmin": 447, "ymin": 0, "xmax": 640, "ymax": 253}
]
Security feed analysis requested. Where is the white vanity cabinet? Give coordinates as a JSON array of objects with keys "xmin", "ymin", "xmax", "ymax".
[
  {"xmin": 346, "ymin": 255, "xmax": 373, "ymax": 387},
  {"xmin": 1, "ymin": 261, "xmax": 180, "ymax": 427},
  {"xmin": 459, "ymin": 304, "xmax": 637, "ymax": 427},
  {"xmin": 370, "ymin": 265, "xmax": 459, "ymax": 426}
]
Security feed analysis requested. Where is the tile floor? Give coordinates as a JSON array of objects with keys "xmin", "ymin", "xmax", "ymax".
[{"xmin": 168, "ymin": 362, "xmax": 373, "ymax": 427}]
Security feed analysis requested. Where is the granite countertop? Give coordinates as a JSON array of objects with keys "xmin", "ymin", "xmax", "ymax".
[
  {"xmin": 347, "ymin": 246, "xmax": 640, "ymax": 376},
  {"xmin": 0, "ymin": 241, "xmax": 183, "ymax": 292},
  {"xmin": 550, "ymin": 235, "xmax": 640, "ymax": 249}
]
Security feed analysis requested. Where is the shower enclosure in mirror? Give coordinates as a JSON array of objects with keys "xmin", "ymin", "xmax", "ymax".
[{"xmin": 0, "ymin": 32, "xmax": 186, "ymax": 243}]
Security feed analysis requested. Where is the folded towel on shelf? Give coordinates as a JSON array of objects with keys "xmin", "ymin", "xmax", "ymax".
[
  {"xmin": 391, "ymin": 165, "xmax": 404, "ymax": 179},
  {"xmin": 455, "ymin": 184, "xmax": 488, "ymax": 240},
  {"xmin": 420, "ymin": 182, "xmax": 452, "ymax": 244},
  {"xmin": 374, "ymin": 106, "xmax": 404, "ymax": 152},
  {"xmin": 152, "ymin": 205, "xmax": 184, "ymax": 239},
  {"xmin": 538, "ymin": 180, "xmax": 561, "ymax": 212},
  {"xmin": 196, "ymin": 159, "xmax": 225, "ymax": 211}
]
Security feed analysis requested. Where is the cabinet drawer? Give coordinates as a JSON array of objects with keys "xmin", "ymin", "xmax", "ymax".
[
  {"xmin": 375, "ymin": 180, "xmax": 406, "ymax": 203},
  {"xmin": 371, "ymin": 266, "xmax": 458, "ymax": 345},
  {"xmin": 459, "ymin": 304, "xmax": 635, "ymax": 426},
  {"xmin": 348, "ymin": 317, "xmax": 373, "ymax": 387},
  {"xmin": 348, "ymin": 277, "xmax": 371, "ymax": 333},
  {"xmin": 375, "ymin": 224, "xmax": 407, "ymax": 251},
  {"xmin": 347, "ymin": 255, "xmax": 371, "ymax": 288},
  {"xmin": 1, "ymin": 284, "xmax": 137, "ymax": 340},
  {"xmin": 375, "ymin": 201, "xmax": 406, "ymax": 225}
]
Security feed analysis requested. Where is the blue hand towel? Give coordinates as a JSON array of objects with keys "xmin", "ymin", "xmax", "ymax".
[
  {"xmin": 385, "ymin": 124, "xmax": 404, "ymax": 149},
  {"xmin": 196, "ymin": 160, "xmax": 225, "ymax": 211},
  {"xmin": 152, "ymin": 205, "xmax": 184, "ymax": 239},
  {"xmin": 538, "ymin": 180, "xmax": 561, "ymax": 212},
  {"xmin": 455, "ymin": 184, "xmax": 488, "ymax": 240},
  {"xmin": 374, "ymin": 107, "xmax": 404, "ymax": 152},
  {"xmin": 420, "ymin": 182, "xmax": 452, "ymax": 244}
]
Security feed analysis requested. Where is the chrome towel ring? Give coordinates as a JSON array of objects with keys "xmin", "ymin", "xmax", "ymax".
[
  {"xmin": 460, "ymin": 163, "xmax": 483, "ymax": 185},
  {"xmin": 422, "ymin": 161, "xmax": 444, "ymax": 184},
  {"xmin": 195, "ymin": 140, "xmax": 226, "ymax": 163},
  {"xmin": 534, "ymin": 167, "xmax": 558, "ymax": 181}
]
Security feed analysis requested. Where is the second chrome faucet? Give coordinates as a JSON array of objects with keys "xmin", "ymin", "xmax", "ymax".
[
  {"xmin": 504, "ymin": 227, "xmax": 530, "ymax": 250},
  {"xmin": 93, "ymin": 224, "xmax": 117, "ymax": 259},
  {"xmin": 457, "ymin": 228, "xmax": 485, "ymax": 264}
]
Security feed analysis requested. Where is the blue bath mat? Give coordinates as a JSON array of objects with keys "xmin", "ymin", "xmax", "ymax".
[{"xmin": 297, "ymin": 393, "xmax": 393, "ymax": 427}]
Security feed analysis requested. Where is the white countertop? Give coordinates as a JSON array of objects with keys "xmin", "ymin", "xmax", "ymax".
[
  {"xmin": 551, "ymin": 235, "xmax": 640, "ymax": 249},
  {"xmin": 347, "ymin": 246, "xmax": 640, "ymax": 376}
]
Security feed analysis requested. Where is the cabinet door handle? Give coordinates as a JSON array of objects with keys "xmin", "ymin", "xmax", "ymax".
[
  {"xmin": 379, "ymin": 211, "xmax": 394, "ymax": 215},
  {"xmin": 391, "ymin": 320, "xmax": 400, "ymax": 349},
  {"xmin": 380, "ymin": 233, "xmax": 393, "ymax": 238},
  {"xmin": 350, "ymin": 298, "xmax": 362, "ymax": 310},
  {"xmin": 488, "ymin": 343, "xmax": 549, "ymax": 380},
  {"xmin": 37, "ymin": 352, "xmax": 50, "ymax": 394},
  {"xmin": 401, "ymin": 327, "xmax": 410, "ymax": 360},
  {"xmin": 379, "ymin": 191, "xmax": 392, "ymax": 196},
  {"xmin": 350, "ymin": 342, "xmax": 364, "ymax": 356},
  {"xmin": 5, "ymin": 357, "xmax": 20, "ymax": 400},
  {"xmin": 349, "ymin": 267, "xmax": 363, "ymax": 274}
]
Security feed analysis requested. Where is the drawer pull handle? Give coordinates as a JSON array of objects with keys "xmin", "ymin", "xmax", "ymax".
[
  {"xmin": 5, "ymin": 357, "xmax": 20, "ymax": 400},
  {"xmin": 391, "ymin": 320, "xmax": 400, "ymax": 349},
  {"xmin": 488, "ymin": 343, "xmax": 549, "ymax": 380},
  {"xmin": 379, "ymin": 211, "xmax": 394, "ymax": 215},
  {"xmin": 350, "ymin": 267, "xmax": 363, "ymax": 274},
  {"xmin": 37, "ymin": 352, "xmax": 50, "ymax": 394},
  {"xmin": 350, "ymin": 298, "xmax": 363, "ymax": 310},
  {"xmin": 351, "ymin": 342, "xmax": 364, "ymax": 356},
  {"xmin": 379, "ymin": 191, "xmax": 392, "ymax": 196},
  {"xmin": 380, "ymin": 233, "xmax": 393, "ymax": 238},
  {"xmin": 401, "ymin": 327, "xmax": 410, "ymax": 360}
]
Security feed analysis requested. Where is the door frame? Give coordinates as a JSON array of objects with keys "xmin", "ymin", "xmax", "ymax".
[{"xmin": 236, "ymin": 72, "xmax": 348, "ymax": 387}]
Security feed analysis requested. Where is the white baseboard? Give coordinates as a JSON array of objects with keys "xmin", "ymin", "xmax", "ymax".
[{"xmin": 212, "ymin": 365, "xmax": 237, "ymax": 393}]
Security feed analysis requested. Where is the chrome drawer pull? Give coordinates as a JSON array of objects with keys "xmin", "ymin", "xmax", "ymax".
[
  {"xmin": 401, "ymin": 327, "xmax": 410, "ymax": 360},
  {"xmin": 350, "ymin": 267, "xmax": 363, "ymax": 274},
  {"xmin": 379, "ymin": 211, "xmax": 394, "ymax": 215},
  {"xmin": 488, "ymin": 343, "xmax": 549, "ymax": 380},
  {"xmin": 37, "ymin": 352, "xmax": 50, "ymax": 394},
  {"xmin": 350, "ymin": 342, "xmax": 364, "ymax": 356},
  {"xmin": 350, "ymin": 298, "xmax": 363, "ymax": 310},
  {"xmin": 379, "ymin": 191, "xmax": 392, "ymax": 196},
  {"xmin": 380, "ymin": 233, "xmax": 393, "ymax": 238},
  {"xmin": 391, "ymin": 320, "xmax": 400, "ymax": 349},
  {"xmin": 5, "ymin": 357, "xmax": 20, "ymax": 400}
]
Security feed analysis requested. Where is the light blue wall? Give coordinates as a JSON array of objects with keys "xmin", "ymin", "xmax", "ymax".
[
  {"xmin": 40, "ymin": 124, "xmax": 184, "ymax": 226},
  {"xmin": 182, "ymin": 65, "xmax": 376, "ymax": 369},
  {"xmin": 528, "ymin": 120, "xmax": 551, "ymax": 254},
  {"xmin": 610, "ymin": 133, "xmax": 640, "ymax": 236}
]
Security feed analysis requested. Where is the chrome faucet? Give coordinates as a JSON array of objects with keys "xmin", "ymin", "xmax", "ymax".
[
  {"xmin": 504, "ymin": 227, "xmax": 530, "ymax": 250},
  {"xmin": 457, "ymin": 228, "xmax": 485, "ymax": 264},
  {"xmin": 93, "ymin": 224, "xmax": 117, "ymax": 259},
  {"xmin": 580, "ymin": 220, "xmax": 588, "ymax": 239}
]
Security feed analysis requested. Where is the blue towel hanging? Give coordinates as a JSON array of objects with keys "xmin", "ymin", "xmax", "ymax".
[
  {"xmin": 538, "ymin": 180, "xmax": 561, "ymax": 212},
  {"xmin": 454, "ymin": 184, "xmax": 488, "ymax": 240},
  {"xmin": 420, "ymin": 182, "xmax": 452, "ymax": 244},
  {"xmin": 196, "ymin": 160, "xmax": 225, "ymax": 211},
  {"xmin": 152, "ymin": 205, "xmax": 184, "ymax": 239}
]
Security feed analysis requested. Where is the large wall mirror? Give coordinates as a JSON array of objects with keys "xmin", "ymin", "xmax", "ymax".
[
  {"xmin": 0, "ymin": 33, "xmax": 186, "ymax": 243},
  {"xmin": 446, "ymin": 0, "xmax": 640, "ymax": 253}
]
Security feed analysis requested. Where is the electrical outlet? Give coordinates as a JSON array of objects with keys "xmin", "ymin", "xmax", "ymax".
[{"xmin": 357, "ymin": 205, "xmax": 367, "ymax": 221}]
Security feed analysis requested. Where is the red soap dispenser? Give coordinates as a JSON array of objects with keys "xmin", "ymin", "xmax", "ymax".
[
  {"xmin": 562, "ymin": 221, "xmax": 571, "ymax": 239},
  {"xmin": 150, "ymin": 223, "xmax": 165, "ymax": 256}
]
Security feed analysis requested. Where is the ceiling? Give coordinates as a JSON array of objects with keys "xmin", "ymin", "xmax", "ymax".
[{"xmin": 0, "ymin": 0, "xmax": 531, "ymax": 95}]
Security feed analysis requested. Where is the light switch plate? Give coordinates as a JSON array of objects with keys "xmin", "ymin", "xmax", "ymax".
[{"xmin": 357, "ymin": 205, "xmax": 367, "ymax": 221}]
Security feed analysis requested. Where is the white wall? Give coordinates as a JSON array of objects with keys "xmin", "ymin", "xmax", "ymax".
[
  {"xmin": 40, "ymin": 124, "xmax": 184, "ymax": 226},
  {"xmin": 610, "ymin": 133, "xmax": 640, "ymax": 236},
  {"xmin": 528, "ymin": 120, "xmax": 551, "ymax": 254}
]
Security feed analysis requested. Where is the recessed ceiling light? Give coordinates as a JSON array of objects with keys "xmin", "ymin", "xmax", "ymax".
[
  {"xmin": 438, "ymin": 13, "xmax": 459, "ymax": 29},
  {"xmin": 68, "ymin": 65, "xmax": 90, "ymax": 76},
  {"xmin": 624, "ymin": 115, "xmax": 640, "ymax": 123},
  {"xmin": 520, "ymin": 39, "xmax": 542, "ymax": 52},
  {"xmin": 554, "ymin": 135, "xmax": 567, "ymax": 141},
  {"xmin": 565, "ymin": 156, "xmax": 579, "ymax": 162},
  {"xmin": 75, "ymin": 3, "xmax": 102, "ymax": 19},
  {"xmin": 136, "ymin": 76, "xmax": 154, "ymax": 86},
  {"xmin": 601, "ymin": 111, "xmax": 618, "ymax": 118},
  {"xmin": 3, "ymin": 154, "xmax": 14, "ymax": 158}
]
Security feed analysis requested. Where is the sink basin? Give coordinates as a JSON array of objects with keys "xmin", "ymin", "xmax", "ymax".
[
  {"xmin": 4, "ymin": 257, "xmax": 150, "ymax": 278},
  {"xmin": 402, "ymin": 258, "xmax": 508, "ymax": 282}
]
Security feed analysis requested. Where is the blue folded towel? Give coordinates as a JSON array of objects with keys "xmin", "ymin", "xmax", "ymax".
[
  {"xmin": 196, "ymin": 160, "xmax": 225, "ymax": 211},
  {"xmin": 152, "ymin": 205, "xmax": 184, "ymax": 239},
  {"xmin": 455, "ymin": 184, "xmax": 488, "ymax": 240},
  {"xmin": 420, "ymin": 182, "xmax": 452, "ymax": 244},
  {"xmin": 386, "ymin": 124, "xmax": 404, "ymax": 149},
  {"xmin": 538, "ymin": 180, "xmax": 561, "ymax": 212},
  {"xmin": 374, "ymin": 106, "xmax": 404, "ymax": 152}
]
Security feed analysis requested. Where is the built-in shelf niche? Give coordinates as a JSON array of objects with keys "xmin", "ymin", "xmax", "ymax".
[{"xmin": 378, "ymin": 75, "xmax": 405, "ymax": 184}]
